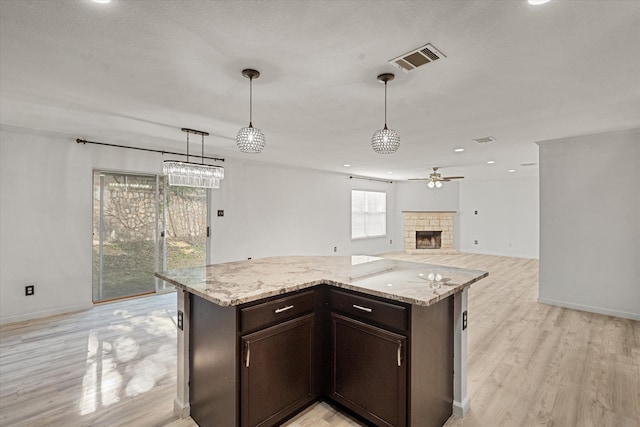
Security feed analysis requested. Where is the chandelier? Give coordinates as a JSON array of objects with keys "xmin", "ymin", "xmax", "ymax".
[
  {"xmin": 371, "ymin": 73, "xmax": 400, "ymax": 154},
  {"xmin": 163, "ymin": 128, "xmax": 224, "ymax": 189},
  {"xmin": 236, "ymin": 69, "xmax": 266, "ymax": 153}
]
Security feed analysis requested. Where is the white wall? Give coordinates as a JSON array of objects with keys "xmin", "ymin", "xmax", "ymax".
[
  {"xmin": 458, "ymin": 177, "xmax": 540, "ymax": 259},
  {"xmin": 537, "ymin": 128, "xmax": 640, "ymax": 320},
  {"xmin": 0, "ymin": 129, "xmax": 399, "ymax": 323},
  {"xmin": 0, "ymin": 129, "xmax": 168, "ymax": 323},
  {"xmin": 208, "ymin": 159, "xmax": 399, "ymax": 263}
]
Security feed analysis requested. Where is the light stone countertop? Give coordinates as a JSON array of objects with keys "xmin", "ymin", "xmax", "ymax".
[{"xmin": 155, "ymin": 255, "xmax": 488, "ymax": 307}]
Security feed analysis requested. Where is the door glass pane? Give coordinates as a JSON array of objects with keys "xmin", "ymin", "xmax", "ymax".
[
  {"xmin": 161, "ymin": 184, "xmax": 208, "ymax": 272},
  {"xmin": 92, "ymin": 172, "xmax": 158, "ymax": 302}
]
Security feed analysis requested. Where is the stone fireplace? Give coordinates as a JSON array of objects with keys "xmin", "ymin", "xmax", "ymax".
[{"xmin": 403, "ymin": 211, "xmax": 456, "ymax": 254}]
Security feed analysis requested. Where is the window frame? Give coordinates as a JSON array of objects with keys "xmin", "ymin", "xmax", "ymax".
[{"xmin": 351, "ymin": 189, "xmax": 387, "ymax": 240}]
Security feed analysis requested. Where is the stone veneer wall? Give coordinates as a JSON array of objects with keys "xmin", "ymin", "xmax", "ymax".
[
  {"xmin": 403, "ymin": 211, "xmax": 456, "ymax": 254},
  {"xmin": 93, "ymin": 187, "xmax": 207, "ymax": 242}
]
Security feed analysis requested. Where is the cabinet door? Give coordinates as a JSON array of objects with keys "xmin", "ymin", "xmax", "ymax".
[
  {"xmin": 241, "ymin": 314, "xmax": 315, "ymax": 427},
  {"xmin": 331, "ymin": 313, "xmax": 406, "ymax": 427}
]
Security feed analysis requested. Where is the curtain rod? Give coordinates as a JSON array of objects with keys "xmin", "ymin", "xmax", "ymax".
[
  {"xmin": 76, "ymin": 138, "xmax": 225, "ymax": 163},
  {"xmin": 349, "ymin": 175, "xmax": 393, "ymax": 184}
]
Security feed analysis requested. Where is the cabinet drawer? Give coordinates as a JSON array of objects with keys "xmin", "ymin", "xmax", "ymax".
[
  {"xmin": 241, "ymin": 290, "xmax": 315, "ymax": 333},
  {"xmin": 330, "ymin": 289, "xmax": 408, "ymax": 331}
]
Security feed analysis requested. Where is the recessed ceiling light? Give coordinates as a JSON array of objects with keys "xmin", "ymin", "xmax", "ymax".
[
  {"xmin": 343, "ymin": 164, "xmax": 351, "ymax": 167},
  {"xmin": 508, "ymin": 169, "xmax": 516, "ymax": 173},
  {"xmin": 387, "ymin": 171, "xmax": 393, "ymax": 174},
  {"xmin": 528, "ymin": 0, "xmax": 551, "ymax": 5},
  {"xmin": 454, "ymin": 148, "xmax": 465, "ymax": 153},
  {"xmin": 487, "ymin": 160, "xmax": 496, "ymax": 164},
  {"xmin": 92, "ymin": 0, "xmax": 112, "ymax": 3}
]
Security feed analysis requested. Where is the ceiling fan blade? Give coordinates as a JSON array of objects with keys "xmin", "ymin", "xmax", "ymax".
[
  {"xmin": 408, "ymin": 178, "xmax": 429, "ymax": 181},
  {"xmin": 442, "ymin": 176, "xmax": 464, "ymax": 180}
]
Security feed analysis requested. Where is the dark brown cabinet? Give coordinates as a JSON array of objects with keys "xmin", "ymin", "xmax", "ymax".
[
  {"xmin": 241, "ymin": 314, "xmax": 315, "ymax": 427},
  {"xmin": 331, "ymin": 313, "xmax": 407, "ymax": 427},
  {"xmin": 189, "ymin": 285, "xmax": 453, "ymax": 427}
]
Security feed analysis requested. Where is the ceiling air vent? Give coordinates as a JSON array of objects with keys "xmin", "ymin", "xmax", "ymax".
[
  {"xmin": 473, "ymin": 136, "xmax": 496, "ymax": 144},
  {"xmin": 389, "ymin": 43, "xmax": 446, "ymax": 73},
  {"xmin": 520, "ymin": 162, "xmax": 537, "ymax": 167}
]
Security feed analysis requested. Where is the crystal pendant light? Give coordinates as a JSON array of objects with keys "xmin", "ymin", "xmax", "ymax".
[
  {"xmin": 371, "ymin": 73, "xmax": 400, "ymax": 154},
  {"xmin": 163, "ymin": 128, "xmax": 225, "ymax": 189},
  {"xmin": 236, "ymin": 69, "xmax": 266, "ymax": 153}
]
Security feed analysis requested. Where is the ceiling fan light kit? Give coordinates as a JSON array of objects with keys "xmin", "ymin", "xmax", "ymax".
[
  {"xmin": 236, "ymin": 69, "xmax": 266, "ymax": 154},
  {"xmin": 371, "ymin": 73, "xmax": 400, "ymax": 154},
  {"xmin": 409, "ymin": 167, "xmax": 464, "ymax": 189}
]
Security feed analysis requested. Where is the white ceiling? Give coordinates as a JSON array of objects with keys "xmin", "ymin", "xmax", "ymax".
[{"xmin": 1, "ymin": 0, "xmax": 639, "ymax": 181}]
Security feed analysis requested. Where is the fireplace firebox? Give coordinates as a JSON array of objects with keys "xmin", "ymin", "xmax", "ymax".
[{"xmin": 416, "ymin": 231, "xmax": 442, "ymax": 249}]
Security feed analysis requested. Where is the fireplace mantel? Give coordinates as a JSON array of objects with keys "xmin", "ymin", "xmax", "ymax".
[{"xmin": 403, "ymin": 211, "xmax": 457, "ymax": 254}]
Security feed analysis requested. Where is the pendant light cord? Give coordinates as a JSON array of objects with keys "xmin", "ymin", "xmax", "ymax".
[
  {"xmin": 384, "ymin": 81, "xmax": 388, "ymax": 130},
  {"xmin": 186, "ymin": 130, "xmax": 206, "ymax": 164},
  {"xmin": 186, "ymin": 132, "xmax": 190, "ymax": 163},
  {"xmin": 249, "ymin": 76, "xmax": 253, "ymax": 127}
]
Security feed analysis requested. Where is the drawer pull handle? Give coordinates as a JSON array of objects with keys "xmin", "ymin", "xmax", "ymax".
[
  {"xmin": 274, "ymin": 304, "xmax": 294, "ymax": 314},
  {"xmin": 352, "ymin": 304, "xmax": 372, "ymax": 313},
  {"xmin": 245, "ymin": 342, "xmax": 251, "ymax": 368},
  {"xmin": 397, "ymin": 341, "xmax": 402, "ymax": 367}
]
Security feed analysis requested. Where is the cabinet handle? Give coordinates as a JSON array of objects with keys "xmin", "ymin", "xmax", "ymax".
[
  {"xmin": 352, "ymin": 304, "xmax": 372, "ymax": 313},
  {"xmin": 397, "ymin": 341, "xmax": 402, "ymax": 367},
  {"xmin": 245, "ymin": 342, "xmax": 251, "ymax": 368},
  {"xmin": 274, "ymin": 304, "xmax": 294, "ymax": 314}
]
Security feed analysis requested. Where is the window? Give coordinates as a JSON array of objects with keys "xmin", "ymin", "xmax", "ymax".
[{"xmin": 351, "ymin": 190, "xmax": 386, "ymax": 239}]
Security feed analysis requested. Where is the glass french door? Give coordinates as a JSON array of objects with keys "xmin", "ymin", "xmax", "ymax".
[
  {"xmin": 92, "ymin": 171, "xmax": 208, "ymax": 302},
  {"xmin": 158, "ymin": 183, "xmax": 209, "ymax": 290}
]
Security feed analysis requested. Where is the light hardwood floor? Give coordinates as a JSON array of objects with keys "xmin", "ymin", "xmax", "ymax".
[{"xmin": 1, "ymin": 253, "xmax": 638, "ymax": 427}]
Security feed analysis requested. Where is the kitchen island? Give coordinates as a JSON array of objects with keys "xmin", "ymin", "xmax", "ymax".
[{"xmin": 155, "ymin": 256, "xmax": 488, "ymax": 427}]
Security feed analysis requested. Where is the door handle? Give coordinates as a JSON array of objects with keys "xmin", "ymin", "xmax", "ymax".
[
  {"xmin": 397, "ymin": 341, "xmax": 402, "ymax": 367},
  {"xmin": 245, "ymin": 342, "xmax": 251, "ymax": 368},
  {"xmin": 274, "ymin": 305, "xmax": 294, "ymax": 314},
  {"xmin": 352, "ymin": 304, "xmax": 372, "ymax": 313}
]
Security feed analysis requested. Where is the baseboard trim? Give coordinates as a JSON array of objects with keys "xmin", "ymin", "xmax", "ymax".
[
  {"xmin": 537, "ymin": 297, "xmax": 639, "ymax": 321},
  {"xmin": 458, "ymin": 248, "xmax": 539, "ymax": 260},
  {"xmin": 0, "ymin": 302, "xmax": 93, "ymax": 325},
  {"xmin": 174, "ymin": 397, "xmax": 190, "ymax": 418},
  {"xmin": 452, "ymin": 396, "xmax": 470, "ymax": 417}
]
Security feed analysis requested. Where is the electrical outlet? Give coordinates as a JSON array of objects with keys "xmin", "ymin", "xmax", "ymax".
[
  {"xmin": 462, "ymin": 311, "xmax": 468, "ymax": 330},
  {"xmin": 177, "ymin": 310, "xmax": 184, "ymax": 330},
  {"xmin": 333, "ymin": 246, "xmax": 337, "ymax": 252},
  {"xmin": 474, "ymin": 240, "xmax": 478, "ymax": 245},
  {"xmin": 25, "ymin": 284, "xmax": 35, "ymax": 296},
  {"xmin": 390, "ymin": 239, "xmax": 393, "ymax": 244}
]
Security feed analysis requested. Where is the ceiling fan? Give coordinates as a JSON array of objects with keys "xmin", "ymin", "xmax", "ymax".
[{"xmin": 408, "ymin": 167, "xmax": 464, "ymax": 188}]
